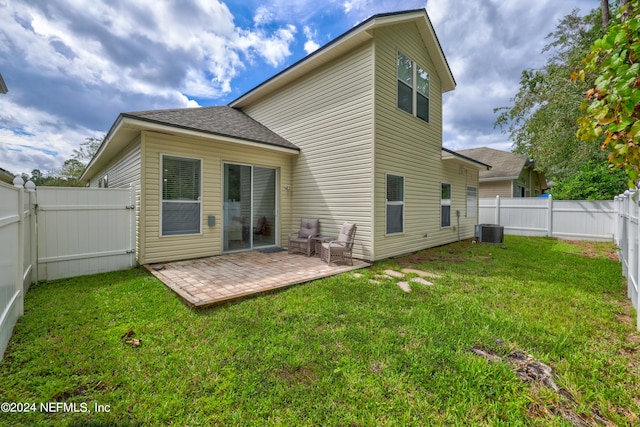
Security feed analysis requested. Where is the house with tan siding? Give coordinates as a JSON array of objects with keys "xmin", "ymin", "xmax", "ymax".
[
  {"xmin": 457, "ymin": 147, "xmax": 547, "ymax": 198},
  {"xmin": 81, "ymin": 8, "xmax": 489, "ymax": 264}
]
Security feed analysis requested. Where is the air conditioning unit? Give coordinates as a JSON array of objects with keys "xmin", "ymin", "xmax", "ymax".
[{"xmin": 475, "ymin": 224, "xmax": 504, "ymax": 244}]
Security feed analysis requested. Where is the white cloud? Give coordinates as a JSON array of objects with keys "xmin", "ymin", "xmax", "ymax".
[
  {"xmin": 0, "ymin": 98, "xmax": 102, "ymax": 174},
  {"xmin": 0, "ymin": 0, "xmax": 303, "ymax": 175},
  {"xmin": 303, "ymin": 26, "xmax": 320, "ymax": 54},
  {"xmin": 343, "ymin": 0, "xmax": 368, "ymax": 14},
  {"xmin": 304, "ymin": 39, "xmax": 320, "ymax": 54},
  {"xmin": 235, "ymin": 24, "xmax": 297, "ymax": 67},
  {"xmin": 2, "ymin": 0, "xmax": 297, "ymax": 100},
  {"xmin": 254, "ymin": 6, "xmax": 275, "ymax": 25}
]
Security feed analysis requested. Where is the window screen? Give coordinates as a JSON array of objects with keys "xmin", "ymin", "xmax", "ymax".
[
  {"xmin": 441, "ymin": 183, "xmax": 451, "ymax": 227},
  {"xmin": 162, "ymin": 155, "xmax": 201, "ymax": 236},
  {"xmin": 386, "ymin": 174, "xmax": 404, "ymax": 234}
]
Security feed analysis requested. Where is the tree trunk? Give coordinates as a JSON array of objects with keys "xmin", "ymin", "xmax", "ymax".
[
  {"xmin": 601, "ymin": 0, "xmax": 610, "ymax": 28},
  {"xmin": 621, "ymin": 0, "xmax": 631, "ymax": 20}
]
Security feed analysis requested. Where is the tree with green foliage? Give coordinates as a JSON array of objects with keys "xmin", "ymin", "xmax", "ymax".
[
  {"xmin": 574, "ymin": 0, "xmax": 640, "ymax": 186},
  {"xmin": 549, "ymin": 160, "xmax": 628, "ymax": 199},
  {"xmin": 493, "ymin": 6, "xmax": 635, "ymax": 199},
  {"xmin": 495, "ymin": 9, "xmax": 606, "ymax": 182},
  {"xmin": 26, "ymin": 136, "xmax": 103, "ymax": 186},
  {"xmin": 72, "ymin": 137, "xmax": 101, "ymax": 166}
]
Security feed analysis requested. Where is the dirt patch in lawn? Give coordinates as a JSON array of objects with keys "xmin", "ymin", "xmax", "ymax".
[
  {"xmin": 274, "ymin": 366, "xmax": 318, "ymax": 386},
  {"xmin": 563, "ymin": 240, "xmax": 619, "ymax": 261},
  {"xmin": 396, "ymin": 253, "xmax": 465, "ymax": 264},
  {"xmin": 614, "ymin": 312, "xmax": 640, "ymax": 372},
  {"xmin": 470, "ymin": 345, "xmax": 614, "ymax": 427}
]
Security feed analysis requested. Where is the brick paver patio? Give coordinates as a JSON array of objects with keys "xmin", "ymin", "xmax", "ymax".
[{"xmin": 145, "ymin": 250, "xmax": 370, "ymax": 307}]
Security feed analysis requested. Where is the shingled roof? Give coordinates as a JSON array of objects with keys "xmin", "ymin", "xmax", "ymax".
[
  {"xmin": 122, "ymin": 106, "xmax": 298, "ymax": 151},
  {"xmin": 457, "ymin": 147, "xmax": 531, "ymax": 180}
]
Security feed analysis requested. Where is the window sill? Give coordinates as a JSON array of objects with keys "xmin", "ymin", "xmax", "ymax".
[
  {"xmin": 395, "ymin": 106, "xmax": 429, "ymax": 124},
  {"xmin": 160, "ymin": 232, "xmax": 203, "ymax": 238}
]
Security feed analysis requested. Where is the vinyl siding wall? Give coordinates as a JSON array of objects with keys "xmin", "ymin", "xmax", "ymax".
[
  {"xmin": 242, "ymin": 42, "xmax": 375, "ymax": 259},
  {"xmin": 372, "ymin": 24, "xmax": 479, "ymax": 259},
  {"xmin": 519, "ymin": 168, "xmax": 545, "ymax": 197},
  {"xmin": 140, "ymin": 131, "xmax": 293, "ymax": 265},
  {"xmin": 478, "ymin": 180, "xmax": 513, "ymax": 199},
  {"xmin": 479, "ymin": 169, "xmax": 545, "ymax": 199},
  {"xmin": 88, "ymin": 138, "xmax": 142, "ymax": 259}
]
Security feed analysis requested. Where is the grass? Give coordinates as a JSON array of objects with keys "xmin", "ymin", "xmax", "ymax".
[{"xmin": 0, "ymin": 236, "xmax": 638, "ymax": 426}]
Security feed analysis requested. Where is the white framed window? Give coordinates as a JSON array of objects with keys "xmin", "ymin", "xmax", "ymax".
[
  {"xmin": 386, "ymin": 174, "xmax": 404, "ymax": 234},
  {"xmin": 161, "ymin": 155, "xmax": 202, "ymax": 236},
  {"xmin": 466, "ymin": 186, "xmax": 477, "ymax": 218},
  {"xmin": 441, "ymin": 183, "xmax": 451, "ymax": 227},
  {"xmin": 102, "ymin": 174, "xmax": 108, "ymax": 188},
  {"xmin": 397, "ymin": 51, "xmax": 430, "ymax": 122}
]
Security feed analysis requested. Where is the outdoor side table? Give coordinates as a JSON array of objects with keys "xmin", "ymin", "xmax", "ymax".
[{"xmin": 311, "ymin": 236, "xmax": 333, "ymax": 256}]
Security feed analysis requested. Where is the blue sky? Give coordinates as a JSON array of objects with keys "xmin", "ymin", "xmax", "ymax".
[{"xmin": 0, "ymin": 0, "xmax": 599, "ymax": 176}]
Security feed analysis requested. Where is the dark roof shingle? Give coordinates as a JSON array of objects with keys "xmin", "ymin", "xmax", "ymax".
[
  {"xmin": 123, "ymin": 106, "xmax": 298, "ymax": 151},
  {"xmin": 457, "ymin": 147, "xmax": 529, "ymax": 179}
]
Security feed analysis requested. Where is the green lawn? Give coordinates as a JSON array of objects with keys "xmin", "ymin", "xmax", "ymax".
[{"xmin": 0, "ymin": 236, "xmax": 638, "ymax": 426}]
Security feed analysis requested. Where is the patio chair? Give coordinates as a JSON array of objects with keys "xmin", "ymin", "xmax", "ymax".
[
  {"xmin": 288, "ymin": 218, "xmax": 320, "ymax": 256},
  {"xmin": 320, "ymin": 222, "xmax": 357, "ymax": 266},
  {"xmin": 253, "ymin": 215, "xmax": 267, "ymax": 241}
]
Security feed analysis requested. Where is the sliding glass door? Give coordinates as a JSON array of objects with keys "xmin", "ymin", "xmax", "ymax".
[
  {"xmin": 223, "ymin": 164, "xmax": 276, "ymax": 252},
  {"xmin": 252, "ymin": 167, "xmax": 276, "ymax": 248}
]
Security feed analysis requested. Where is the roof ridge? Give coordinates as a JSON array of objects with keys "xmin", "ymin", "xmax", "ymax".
[{"xmin": 123, "ymin": 104, "xmax": 230, "ymax": 116}]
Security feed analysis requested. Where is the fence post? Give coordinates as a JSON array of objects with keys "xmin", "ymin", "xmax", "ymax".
[
  {"xmin": 547, "ymin": 194, "xmax": 553, "ymax": 237},
  {"xmin": 614, "ymin": 196, "xmax": 620, "ymax": 248},
  {"xmin": 13, "ymin": 177, "xmax": 25, "ymax": 317},
  {"xmin": 495, "ymin": 195, "xmax": 500, "ymax": 224},
  {"xmin": 129, "ymin": 184, "xmax": 136, "ymax": 269},
  {"xmin": 27, "ymin": 182, "xmax": 37, "ymax": 288},
  {"xmin": 635, "ymin": 190, "xmax": 640, "ymax": 330},
  {"xmin": 626, "ymin": 190, "xmax": 633, "ymax": 300}
]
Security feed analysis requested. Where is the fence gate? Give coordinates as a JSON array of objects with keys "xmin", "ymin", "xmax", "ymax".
[{"xmin": 36, "ymin": 187, "xmax": 136, "ymax": 281}]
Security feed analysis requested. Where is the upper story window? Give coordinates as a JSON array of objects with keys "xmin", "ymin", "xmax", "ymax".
[{"xmin": 397, "ymin": 51, "xmax": 430, "ymax": 123}]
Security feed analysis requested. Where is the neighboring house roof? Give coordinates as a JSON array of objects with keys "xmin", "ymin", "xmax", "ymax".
[
  {"xmin": 457, "ymin": 147, "xmax": 531, "ymax": 181},
  {"xmin": 123, "ymin": 106, "xmax": 298, "ymax": 151},
  {"xmin": 0, "ymin": 167, "xmax": 14, "ymax": 184},
  {"xmin": 441, "ymin": 147, "xmax": 491, "ymax": 170},
  {"xmin": 0, "ymin": 73, "xmax": 7, "ymax": 94},
  {"xmin": 231, "ymin": 8, "xmax": 455, "ymax": 108}
]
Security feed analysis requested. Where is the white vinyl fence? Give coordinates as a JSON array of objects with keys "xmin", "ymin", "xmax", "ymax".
[
  {"xmin": 479, "ymin": 196, "xmax": 617, "ymax": 241},
  {"xmin": 480, "ymin": 194, "xmax": 638, "ymax": 330},
  {"xmin": 1, "ymin": 182, "xmax": 136, "ymax": 361},
  {"xmin": 0, "ymin": 179, "xmax": 36, "ymax": 362},
  {"xmin": 615, "ymin": 190, "xmax": 640, "ymax": 330},
  {"xmin": 36, "ymin": 186, "xmax": 136, "ymax": 281}
]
